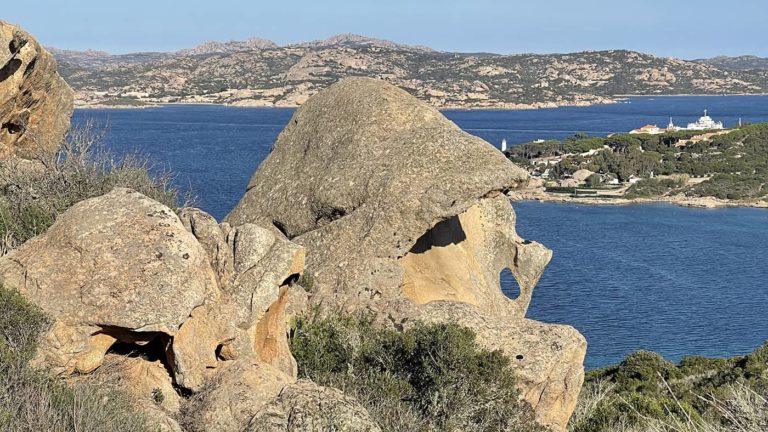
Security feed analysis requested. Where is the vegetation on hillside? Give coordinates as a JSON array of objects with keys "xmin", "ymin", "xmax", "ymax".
[
  {"xmin": 54, "ymin": 45, "xmax": 768, "ymax": 108},
  {"xmin": 289, "ymin": 312, "xmax": 547, "ymax": 432},
  {"xmin": 509, "ymin": 123, "xmax": 768, "ymax": 201},
  {"xmin": 569, "ymin": 346, "xmax": 768, "ymax": 432},
  {"xmin": 0, "ymin": 121, "xmax": 189, "ymax": 254}
]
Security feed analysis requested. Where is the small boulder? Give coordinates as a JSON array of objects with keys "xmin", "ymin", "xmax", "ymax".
[
  {"xmin": 247, "ymin": 379, "xmax": 382, "ymax": 432},
  {"xmin": 181, "ymin": 359, "xmax": 293, "ymax": 432}
]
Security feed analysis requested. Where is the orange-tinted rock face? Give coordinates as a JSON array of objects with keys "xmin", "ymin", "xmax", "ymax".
[{"xmin": 0, "ymin": 21, "xmax": 73, "ymax": 158}]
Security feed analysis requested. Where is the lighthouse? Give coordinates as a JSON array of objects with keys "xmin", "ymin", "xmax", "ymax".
[{"xmin": 501, "ymin": 138, "xmax": 508, "ymax": 152}]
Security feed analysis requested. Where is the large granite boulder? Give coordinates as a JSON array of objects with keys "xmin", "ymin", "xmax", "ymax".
[
  {"xmin": 0, "ymin": 189, "xmax": 304, "ymax": 393},
  {"xmin": 227, "ymin": 78, "xmax": 586, "ymax": 431},
  {"xmin": 0, "ymin": 188, "xmax": 219, "ymax": 375},
  {"xmin": 0, "ymin": 21, "xmax": 73, "ymax": 158}
]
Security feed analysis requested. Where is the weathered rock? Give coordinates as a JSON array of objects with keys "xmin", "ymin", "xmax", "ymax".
[
  {"xmin": 409, "ymin": 300, "xmax": 586, "ymax": 429},
  {"xmin": 0, "ymin": 188, "xmax": 219, "ymax": 374},
  {"xmin": 247, "ymin": 379, "xmax": 382, "ymax": 432},
  {"xmin": 182, "ymin": 359, "xmax": 293, "ymax": 432},
  {"xmin": 0, "ymin": 21, "xmax": 73, "ymax": 158},
  {"xmin": 173, "ymin": 211, "xmax": 305, "ymax": 390},
  {"xmin": 226, "ymin": 78, "xmax": 586, "ymax": 431},
  {"xmin": 77, "ymin": 354, "xmax": 183, "ymax": 432}
]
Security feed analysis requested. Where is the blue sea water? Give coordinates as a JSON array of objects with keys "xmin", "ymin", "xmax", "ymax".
[{"xmin": 72, "ymin": 95, "xmax": 768, "ymax": 368}]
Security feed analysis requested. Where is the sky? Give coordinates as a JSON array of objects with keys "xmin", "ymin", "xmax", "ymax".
[{"xmin": 4, "ymin": 0, "xmax": 767, "ymax": 58}]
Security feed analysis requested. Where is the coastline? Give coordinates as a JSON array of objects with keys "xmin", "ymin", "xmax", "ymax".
[
  {"xmin": 508, "ymin": 189, "xmax": 768, "ymax": 209},
  {"xmin": 75, "ymin": 99, "xmax": 616, "ymax": 111},
  {"xmin": 73, "ymin": 91, "xmax": 768, "ymax": 111}
]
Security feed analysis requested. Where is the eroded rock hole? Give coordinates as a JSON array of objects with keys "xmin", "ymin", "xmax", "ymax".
[
  {"xmin": 273, "ymin": 220, "xmax": 289, "ymax": 238},
  {"xmin": 314, "ymin": 206, "xmax": 348, "ymax": 225},
  {"xmin": 0, "ymin": 59, "xmax": 22, "ymax": 82},
  {"xmin": 23, "ymin": 58, "xmax": 36, "ymax": 77},
  {"xmin": 500, "ymin": 268, "xmax": 521, "ymax": 300},
  {"xmin": 102, "ymin": 329, "xmax": 174, "ymax": 377},
  {"xmin": 8, "ymin": 36, "xmax": 27, "ymax": 54},
  {"xmin": 108, "ymin": 334, "xmax": 168, "ymax": 361},
  {"xmin": 409, "ymin": 215, "xmax": 466, "ymax": 254},
  {"xmin": 515, "ymin": 354, "xmax": 524, "ymax": 361},
  {"xmin": 2, "ymin": 122, "xmax": 23, "ymax": 135},
  {"xmin": 281, "ymin": 273, "xmax": 300, "ymax": 286},
  {"xmin": 400, "ymin": 215, "xmax": 482, "ymax": 305}
]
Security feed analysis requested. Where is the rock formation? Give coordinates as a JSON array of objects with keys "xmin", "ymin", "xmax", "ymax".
[
  {"xmin": 0, "ymin": 188, "xmax": 341, "ymax": 431},
  {"xmin": 246, "ymin": 379, "xmax": 382, "ymax": 432},
  {"xmin": 0, "ymin": 21, "xmax": 73, "ymax": 158},
  {"xmin": 227, "ymin": 77, "xmax": 586, "ymax": 431}
]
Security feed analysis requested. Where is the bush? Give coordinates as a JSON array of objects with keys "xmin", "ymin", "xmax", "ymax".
[
  {"xmin": 0, "ymin": 287, "xmax": 50, "ymax": 366},
  {"xmin": 0, "ymin": 121, "xmax": 191, "ymax": 254},
  {"xmin": 290, "ymin": 312, "xmax": 546, "ymax": 432},
  {"xmin": 0, "ymin": 285, "xmax": 152, "ymax": 432},
  {"xmin": 569, "ymin": 345, "xmax": 768, "ymax": 432}
]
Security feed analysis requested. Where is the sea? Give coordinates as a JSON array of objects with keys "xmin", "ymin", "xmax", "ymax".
[{"xmin": 72, "ymin": 95, "xmax": 768, "ymax": 369}]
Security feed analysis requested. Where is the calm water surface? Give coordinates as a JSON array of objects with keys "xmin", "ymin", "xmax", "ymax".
[{"xmin": 73, "ymin": 96, "xmax": 768, "ymax": 368}]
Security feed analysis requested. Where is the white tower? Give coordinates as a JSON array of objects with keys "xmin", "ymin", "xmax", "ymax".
[{"xmin": 501, "ymin": 138, "xmax": 508, "ymax": 152}]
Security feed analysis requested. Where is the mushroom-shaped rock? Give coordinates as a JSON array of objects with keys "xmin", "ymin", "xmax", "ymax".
[
  {"xmin": 226, "ymin": 77, "xmax": 531, "ymax": 306},
  {"xmin": 0, "ymin": 21, "xmax": 73, "ymax": 158},
  {"xmin": 226, "ymin": 78, "xmax": 585, "ymax": 431},
  {"xmin": 0, "ymin": 188, "xmax": 219, "ymax": 374}
]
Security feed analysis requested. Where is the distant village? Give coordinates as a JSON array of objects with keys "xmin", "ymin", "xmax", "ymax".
[{"xmin": 509, "ymin": 111, "xmax": 735, "ymax": 193}]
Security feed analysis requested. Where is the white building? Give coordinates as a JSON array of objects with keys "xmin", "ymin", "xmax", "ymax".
[
  {"xmin": 629, "ymin": 124, "xmax": 664, "ymax": 135},
  {"xmin": 685, "ymin": 110, "xmax": 724, "ymax": 130},
  {"xmin": 501, "ymin": 139, "xmax": 508, "ymax": 152}
]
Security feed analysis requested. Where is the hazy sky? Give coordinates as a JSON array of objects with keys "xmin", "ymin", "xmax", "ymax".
[{"xmin": 4, "ymin": 0, "xmax": 767, "ymax": 58}]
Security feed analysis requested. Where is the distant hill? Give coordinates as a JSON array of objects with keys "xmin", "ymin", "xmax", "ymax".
[
  {"xmin": 695, "ymin": 55, "xmax": 768, "ymax": 71},
  {"xmin": 50, "ymin": 35, "xmax": 768, "ymax": 109},
  {"xmin": 177, "ymin": 38, "xmax": 278, "ymax": 55}
]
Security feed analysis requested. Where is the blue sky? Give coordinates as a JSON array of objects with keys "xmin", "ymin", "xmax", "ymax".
[{"xmin": 4, "ymin": 0, "xmax": 767, "ymax": 58}]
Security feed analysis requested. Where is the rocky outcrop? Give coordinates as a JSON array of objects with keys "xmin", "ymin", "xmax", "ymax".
[
  {"xmin": 0, "ymin": 21, "xmax": 73, "ymax": 158},
  {"xmin": 0, "ymin": 188, "xmax": 219, "ymax": 375},
  {"xmin": 246, "ymin": 379, "xmax": 382, "ymax": 432},
  {"xmin": 0, "ymin": 188, "xmax": 333, "ymax": 430},
  {"xmin": 182, "ymin": 360, "xmax": 293, "ymax": 432},
  {"xmin": 227, "ymin": 77, "xmax": 586, "ymax": 431}
]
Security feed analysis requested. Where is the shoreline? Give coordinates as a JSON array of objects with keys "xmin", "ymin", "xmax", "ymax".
[
  {"xmin": 508, "ymin": 189, "xmax": 768, "ymax": 209},
  {"xmin": 74, "ymin": 92, "xmax": 768, "ymax": 111}
]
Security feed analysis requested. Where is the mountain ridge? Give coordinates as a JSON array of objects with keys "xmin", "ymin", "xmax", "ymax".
[{"xmin": 49, "ymin": 35, "xmax": 768, "ymax": 109}]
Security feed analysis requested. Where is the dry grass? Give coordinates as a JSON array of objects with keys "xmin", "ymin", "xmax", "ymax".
[
  {"xmin": 0, "ymin": 363, "xmax": 151, "ymax": 432},
  {"xmin": 0, "ymin": 120, "xmax": 192, "ymax": 255},
  {"xmin": 0, "ymin": 286, "xmax": 152, "ymax": 432},
  {"xmin": 569, "ymin": 376, "xmax": 768, "ymax": 432}
]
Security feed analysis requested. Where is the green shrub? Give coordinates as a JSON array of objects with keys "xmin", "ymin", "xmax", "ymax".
[
  {"xmin": 569, "ymin": 345, "xmax": 768, "ymax": 432},
  {"xmin": 291, "ymin": 312, "xmax": 546, "ymax": 432},
  {"xmin": 0, "ymin": 120, "xmax": 191, "ymax": 254},
  {"xmin": 0, "ymin": 286, "xmax": 50, "ymax": 366}
]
